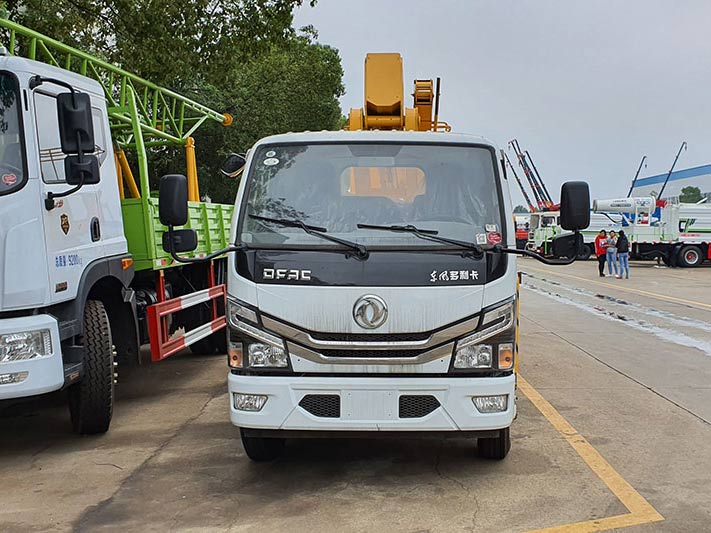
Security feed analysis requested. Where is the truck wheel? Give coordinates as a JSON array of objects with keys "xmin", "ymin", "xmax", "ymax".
[
  {"xmin": 577, "ymin": 244, "xmax": 593, "ymax": 261},
  {"xmin": 69, "ymin": 300, "xmax": 114, "ymax": 434},
  {"xmin": 187, "ymin": 301, "xmax": 227, "ymax": 355},
  {"xmin": 240, "ymin": 429, "xmax": 285, "ymax": 462},
  {"xmin": 189, "ymin": 332, "xmax": 227, "ymax": 355},
  {"xmin": 678, "ymin": 245, "xmax": 702, "ymax": 267},
  {"xmin": 477, "ymin": 427, "xmax": 511, "ymax": 460}
]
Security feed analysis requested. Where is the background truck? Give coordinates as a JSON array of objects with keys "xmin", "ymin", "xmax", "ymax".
[
  {"xmin": 592, "ymin": 196, "xmax": 711, "ymax": 267},
  {"xmin": 158, "ymin": 53, "xmax": 590, "ymax": 462},
  {"xmin": 526, "ymin": 211, "xmax": 623, "ymax": 259},
  {"xmin": 0, "ymin": 20, "xmax": 234, "ymax": 433}
]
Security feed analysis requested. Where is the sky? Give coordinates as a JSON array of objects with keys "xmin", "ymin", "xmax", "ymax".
[{"xmin": 293, "ymin": 0, "xmax": 711, "ymax": 207}]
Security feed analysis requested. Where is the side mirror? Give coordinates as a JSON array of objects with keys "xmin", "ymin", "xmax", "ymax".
[
  {"xmin": 221, "ymin": 153, "xmax": 246, "ymax": 178},
  {"xmin": 57, "ymin": 92, "xmax": 95, "ymax": 154},
  {"xmin": 559, "ymin": 181, "xmax": 590, "ymax": 230},
  {"xmin": 65, "ymin": 155, "xmax": 99, "ymax": 185},
  {"xmin": 552, "ymin": 232, "xmax": 584, "ymax": 259},
  {"xmin": 159, "ymin": 174, "xmax": 189, "ymax": 226},
  {"xmin": 162, "ymin": 228, "xmax": 198, "ymax": 253}
]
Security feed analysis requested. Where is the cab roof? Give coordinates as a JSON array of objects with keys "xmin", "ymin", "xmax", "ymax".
[
  {"xmin": 254, "ymin": 130, "xmax": 499, "ymax": 150},
  {"xmin": 0, "ymin": 55, "xmax": 105, "ymax": 97}
]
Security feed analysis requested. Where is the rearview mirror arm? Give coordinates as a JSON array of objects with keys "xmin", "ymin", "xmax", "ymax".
[
  {"xmin": 32, "ymin": 76, "xmax": 91, "ymax": 211},
  {"xmin": 44, "ymin": 134, "xmax": 86, "ymax": 210},
  {"xmin": 492, "ymin": 244, "xmax": 577, "ymax": 266},
  {"xmin": 164, "ymin": 226, "xmax": 247, "ymax": 263}
]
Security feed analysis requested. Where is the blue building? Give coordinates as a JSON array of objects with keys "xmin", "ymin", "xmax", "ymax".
[{"xmin": 631, "ymin": 164, "xmax": 711, "ymax": 201}]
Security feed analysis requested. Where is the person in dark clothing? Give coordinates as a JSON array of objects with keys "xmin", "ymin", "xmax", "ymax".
[
  {"xmin": 594, "ymin": 230, "xmax": 607, "ymax": 277},
  {"xmin": 616, "ymin": 230, "xmax": 630, "ymax": 279}
]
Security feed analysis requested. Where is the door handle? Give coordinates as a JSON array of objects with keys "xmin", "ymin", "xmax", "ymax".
[{"xmin": 90, "ymin": 217, "xmax": 101, "ymax": 242}]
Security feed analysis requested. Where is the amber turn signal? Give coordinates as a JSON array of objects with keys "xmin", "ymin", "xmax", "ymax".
[
  {"xmin": 228, "ymin": 342, "xmax": 243, "ymax": 368},
  {"xmin": 498, "ymin": 343, "xmax": 514, "ymax": 370}
]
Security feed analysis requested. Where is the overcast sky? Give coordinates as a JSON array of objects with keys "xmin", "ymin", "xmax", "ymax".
[{"xmin": 293, "ymin": 0, "xmax": 711, "ymax": 206}]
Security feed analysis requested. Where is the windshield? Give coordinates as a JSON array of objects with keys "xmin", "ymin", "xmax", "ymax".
[
  {"xmin": 239, "ymin": 143, "xmax": 504, "ymax": 249},
  {"xmin": 0, "ymin": 72, "xmax": 25, "ymax": 196}
]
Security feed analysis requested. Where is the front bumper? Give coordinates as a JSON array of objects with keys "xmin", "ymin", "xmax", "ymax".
[
  {"xmin": 0, "ymin": 315, "xmax": 64, "ymax": 400},
  {"xmin": 228, "ymin": 373, "xmax": 516, "ymax": 432}
]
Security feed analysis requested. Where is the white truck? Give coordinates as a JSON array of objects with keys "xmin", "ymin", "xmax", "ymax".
[
  {"xmin": 0, "ymin": 21, "xmax": 234, "ymax": 433},
  {"xmin": 526, "ymin": 211, "xmax": 623, "ymax": 259},
  {"xmin": 158, "ymin": 54, "xmax": 591, "ymax": 461},
  {"xmin": 592, "ymin": 196, "xmax": 711, "ymax": 267}
]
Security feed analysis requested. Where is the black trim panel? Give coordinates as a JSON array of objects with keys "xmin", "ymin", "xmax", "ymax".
[
  {"xmin": 241, "ymin": 428, "xmax": 501, "ymax": 439},
  {"xmin": 237, "ymin": 249, "xmax": 490, "ymax": 287}
]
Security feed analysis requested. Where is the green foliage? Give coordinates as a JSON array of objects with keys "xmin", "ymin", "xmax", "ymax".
[
  {"xmin": 1, "ymin": 0, "xmax": 344, "ymax": 203},
  {"xmin": 679, "ymin": 186, "xmax": 702, "ymax": 203},
  {"xmin": 513, "ymin": 205, "xmax": 530, "ymax": 213}
]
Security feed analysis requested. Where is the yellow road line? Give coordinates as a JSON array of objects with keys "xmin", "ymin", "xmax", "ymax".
[
  {"xmin": 519, "ymin": 376, "xmax": 664, "ymax": 532},
  {"xmin": 522, "ymin": 265, "xmax": 711, "ymax": 310}
]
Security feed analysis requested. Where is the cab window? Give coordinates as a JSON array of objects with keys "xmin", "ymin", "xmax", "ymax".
[{"xmin": 0, "ymin": 72, "xmax": 27, "ymax": 196}]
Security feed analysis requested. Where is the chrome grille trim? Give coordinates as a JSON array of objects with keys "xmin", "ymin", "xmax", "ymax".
[
  {"xmin": 287, "ymin": 341, "xmax": 454, "ymax": 365},
  {"xmin": 262, "ymin": 315, "xmax": 479, "ymax": 351}
]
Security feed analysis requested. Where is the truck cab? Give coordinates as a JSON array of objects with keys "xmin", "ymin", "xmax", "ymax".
[
  {"xmin": 223, "ymin": 130, "xmax": 520, "ymax": 459},
  {"xmin": 0, "ymin": 55, "xmax": 132, "ymax": 405}
]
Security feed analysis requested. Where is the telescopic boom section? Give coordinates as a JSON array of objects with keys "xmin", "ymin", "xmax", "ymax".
[
  {"xmin": 504, "ymin": 152, "xmax": 535, "ymax": 212},
  {"xmin": 0, "ymin": 18, "xmax": 232, "ymax": 200},
  {"xmin": 347, "ymin": 53, "xmax": 451, "ymax": 132}
]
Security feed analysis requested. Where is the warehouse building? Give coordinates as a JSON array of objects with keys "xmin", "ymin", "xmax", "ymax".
[{"xmin": 631, "ymin": 164, "xmax": 711, "ymax": 201}]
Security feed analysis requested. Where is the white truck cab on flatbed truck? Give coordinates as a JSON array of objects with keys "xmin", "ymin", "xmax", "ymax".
[
  {"xmin": 158, "ymin": 129, "xmax": 591, "ymax": 461},
  {"xmin": 0, "ymin": 21, "xmax": 237, "ymax": 435}
]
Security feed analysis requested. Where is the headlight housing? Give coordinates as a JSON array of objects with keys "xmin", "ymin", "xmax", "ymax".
[
  {"xmin": 0, "ymin": 330, "xmax": 52, "ymax": 363},
  {"xmin": 248, "ymin": 343, "xmax": 288, "ymax": 368},
  {"xmin": 454, "ymin": 344, "xmax": 493, "ymax": 369},
  {"xmin": 453, "ymin": 301, "xmax": 515, "ymax": 370},
  {"xmin": 227, "ymin": 298, "xmax": 289, "ymax": 370}
]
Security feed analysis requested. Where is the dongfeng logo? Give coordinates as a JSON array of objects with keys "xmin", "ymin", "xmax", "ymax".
[{"xmin": 353, "ymin": 295, "xmax": 388, "ymax": 329}]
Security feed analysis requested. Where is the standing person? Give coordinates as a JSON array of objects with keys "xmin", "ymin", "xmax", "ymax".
[
  {"xmin": 594, "ymin": 230, "xmax": 607, "ymax": 277},
  {"xmin": 616, "ymin": 230, "xmax": 630, "ymax": 279},
  {"xmin": 606, "ymin": 230, "xmax": 619, "ymax": 277}
]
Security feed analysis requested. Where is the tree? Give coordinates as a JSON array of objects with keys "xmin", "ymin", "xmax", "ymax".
[
  {"xmin": 679, "ymin": 186, "xmax": 702, "ymax": 203},
  {"xmin": 1, "ymin": 0, "xmax": 317, "ymax": 85},
  {"xmin": 1, "ymin": 0, "xmax": 345, "ymax": 203},
  {"xmin": 513, "ymin": 205, "xmax": 530, "ymax": 213}
]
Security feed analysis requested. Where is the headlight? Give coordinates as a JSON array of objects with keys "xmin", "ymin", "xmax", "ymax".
[
  {"xmin": 452, "ymin": 300, "xmax": 515, "ymax": 371},
  {"xmin": 454, "ymin": 344, "xmax": 493, "ymax": 369},
  {"xmin": 0, "ymin": 330, "xmax": 52, "ymax": 363},
  {"xmin": 227, "ymin": 301, "xmax": 289, "ymax": 369},
  {"xmin": 248, "ymin": 343, "xmax": 288, "ymax": 368}
]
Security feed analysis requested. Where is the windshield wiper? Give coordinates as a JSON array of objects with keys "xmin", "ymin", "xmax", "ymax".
[
  {"xmin": 250, "ymin": 214, "xmax": 369, "ymax": 260},
  {"xmin": 357, "ymin": 223, "xmax": 484, "ymax": 258}
]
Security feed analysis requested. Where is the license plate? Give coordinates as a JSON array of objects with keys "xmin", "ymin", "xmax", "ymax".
[{"xmin": 342, "ymin": 390, "xmax": 396, "ymax": 420}]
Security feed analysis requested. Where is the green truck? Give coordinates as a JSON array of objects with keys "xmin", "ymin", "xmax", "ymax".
[{"xmin": 0, "ymin": 19, "xmax": 235, "ymax": 433}]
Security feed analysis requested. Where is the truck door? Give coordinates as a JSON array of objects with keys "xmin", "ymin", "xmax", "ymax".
[{"xmin": 34, "ymin": 90, "xmax": 107, "ymax": 304}]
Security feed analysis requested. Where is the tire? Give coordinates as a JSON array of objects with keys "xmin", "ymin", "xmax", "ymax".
[
  {"xmin": 189, "ymin": 331, "xmax": 227, "ymax": 355},
  {"xmin": 68, "ymin": 300, "xmax": 114, "ymax": 434},
  {"xmin": 577, "ymin": 244, "xmax": 593, "ymax": 261},
  {"xmin": 478, "ymin": 427, "xmax": 511, "ymax": 460},
  {"xmin": 188, "ymin": 300, "xmax": 227, "ymax": 355},
  {"xmin": 240, "ymin": 429, "xmax": 285, "ymax": 462},
  {"xmin": 678, "ymin": 245, "xmax": 702, "ymax": 268}
]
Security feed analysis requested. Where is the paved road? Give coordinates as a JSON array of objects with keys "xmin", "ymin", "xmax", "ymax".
[{"xmin": 1, "ymin": 259, "xmax": 710, "ymax": 532}]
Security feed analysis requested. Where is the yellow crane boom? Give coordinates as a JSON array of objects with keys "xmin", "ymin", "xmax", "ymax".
[{"xmin": 347, "ymin": 53, "xmax": 451, "ymax": 132}]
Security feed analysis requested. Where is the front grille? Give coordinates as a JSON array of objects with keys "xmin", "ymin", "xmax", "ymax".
[
  {"xmin": 309, "ymin": 331, "xmax": 431, "ymax": 343},
  {"xmin": 399, "ymin": 395, "xmax": 441, "ymax": 418},
  {"xmin": 318, "ymin": 349, "xmax": 424, "ymax": 359},
  {"xmin": 299, "ymin": 394, "xmax": 340, "ymax": 418}
]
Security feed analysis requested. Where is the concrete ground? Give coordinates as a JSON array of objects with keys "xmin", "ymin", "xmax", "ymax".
[{"xmin": 1, "ymin": 259, "xmax": 710, "ymax": 532}]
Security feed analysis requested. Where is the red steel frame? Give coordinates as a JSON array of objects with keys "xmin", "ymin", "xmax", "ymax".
[{"xmin": 147, "ymin": 261, "xmax": 226, "ymax": 362}]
